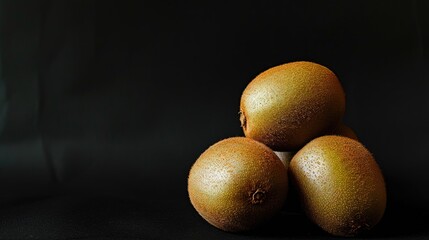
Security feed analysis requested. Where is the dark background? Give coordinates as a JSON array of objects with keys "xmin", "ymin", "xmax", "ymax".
[{"xmin": 0, "ymin": 0, "xmax": 428, "ymax": 239}]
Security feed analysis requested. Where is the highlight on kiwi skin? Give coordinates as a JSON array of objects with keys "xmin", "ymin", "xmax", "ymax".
[
  {"xmin": 289, "ymin": 135, "xmax": 386, "ymax": 237},
  {"xmin": 239, "ymin": 61, "xmax": 346, "ymax": 151},
  {"xmin": 187, "ymin": 137, "xmax": 288, "ymax": 232}
]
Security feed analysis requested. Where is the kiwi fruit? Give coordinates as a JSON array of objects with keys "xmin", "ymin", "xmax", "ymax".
[
  {"xmin": 274, "ymin": 151, "xmax": 295, "ymax": 169},
  {"xmin": 188, "ymin": 137, "xmax": 288, "ymax": 232},
  {"xmin": 329, "ymin": 123, "xmax": 358, "ymax": 140},
  {"xmin": 289, "ymin": 135, "xmax": 386, "ymax": 237},
  {"xmin": 240, "ymin": 61, "xmax": 345, "ymax": 151}
]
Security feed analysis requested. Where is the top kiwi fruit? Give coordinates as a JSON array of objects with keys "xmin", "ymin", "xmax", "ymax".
[{"xmin": 240, "ymin": 61, "xmax": 346, "ymax": 151}]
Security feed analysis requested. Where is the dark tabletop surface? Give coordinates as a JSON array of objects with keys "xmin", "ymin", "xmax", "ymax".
[{"xmin": 1, "ymin": 0, "xmax": 429, "ymax": 239}]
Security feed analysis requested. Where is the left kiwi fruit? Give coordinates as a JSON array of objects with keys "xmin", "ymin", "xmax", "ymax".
[{"xmin": 188, "ymin": 137, "xmax": 288, "ymax": 232}]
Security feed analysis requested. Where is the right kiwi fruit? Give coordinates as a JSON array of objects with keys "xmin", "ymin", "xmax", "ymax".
[{"xmin": 289, "ymin": 135, "xmax": 386, "ymax": 237}]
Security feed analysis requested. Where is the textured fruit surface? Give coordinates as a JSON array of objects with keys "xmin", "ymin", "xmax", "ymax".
[
  {"xmin": 289, "ymin": 135, "xmax": 386, "ymax": 237},
  {"xmin": 188, "ymin": 137, "xmax": 288, "ymax": 232},
  {"xmin": 240, "ymin": 61, "xmax": 345, "ymax": 151}
]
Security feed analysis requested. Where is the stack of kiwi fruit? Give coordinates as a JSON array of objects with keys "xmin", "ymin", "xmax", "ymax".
[{"xmin": 188, "ymin": 61, "xmax": 386, "ymax": 237}]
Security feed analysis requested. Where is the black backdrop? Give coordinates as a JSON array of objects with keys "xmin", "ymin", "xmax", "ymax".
[{"xmin": 0, "ymin": 0, "xmax": 428, "ymax": 239}]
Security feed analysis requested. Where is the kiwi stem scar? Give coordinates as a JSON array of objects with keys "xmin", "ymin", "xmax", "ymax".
[{"xmin": 250, "ymin": 188, "xmax": 266, "ymax": 204}]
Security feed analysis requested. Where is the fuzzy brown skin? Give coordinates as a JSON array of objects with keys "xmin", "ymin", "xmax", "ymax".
[
  {"xmin": 240, "ymin": 61, "xmax": 345, "ymax": 151},
  {"xmin": 188, "ymin": 137, "xmax": 288, "ymax": 232},
  {"xmin": 289, "ymin": 136, "xmax": 386, "ymax": 237}
]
